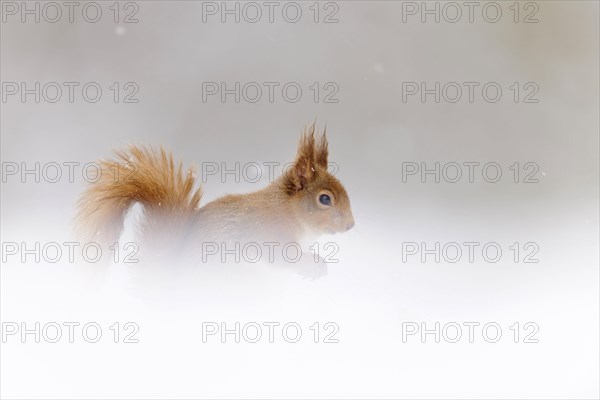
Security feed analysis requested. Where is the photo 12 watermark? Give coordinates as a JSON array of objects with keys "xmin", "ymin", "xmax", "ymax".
[
  {"xmin": 1, "ymin": 82, "xmax": 140, "ymax": 104},
  {"xmin": 2, "ymin": 160, "xmax": 139, "ymax": 184},
  {"xmin": 401, "ymin": 82, "xmax": 539, "ymax": 104},
  {"xmin": 201, "ymin": 321, "xmax": 340, "ymax": 343},
  {"xmin": 401, "ymin": 321, "xmax": 540, "ymax": 343},
  {"xmin": 2, "ymin": 321, "xmax": 140, "ymax": 344},
  {"xmin": 201, "ymin": 81, "xmax": 340, "ymax": 104},
  {"xmin": 400, "ymin": 1, "xmax": 540, "ymax": 24},
  {"xmin": 199, "ymin": 241, "xmax": 340, "ymax": 264},
  {"xmin": 401, "ymin": 242, "xmax": 540, "ymax": 263},
  {"xmin": 198, "ymin": 160, "xmax": 339, "ymax": 184},
  {"xmin": 401, "ymin": 162, "xmax": 542, "ymax": 184},
  {"xmin": 1, "ymin": 1, "xmax": 140, "ymax": 24},
  {"xmin": 1, "ymin": 241, "xmax": 140, "ymax": 264},
  {"xmin": 200, "ymin": 1, "xmax": 340, "ymax": 24}
]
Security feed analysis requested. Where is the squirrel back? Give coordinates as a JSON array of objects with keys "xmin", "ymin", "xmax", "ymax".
[{"xmin": 75, "ymin": 124, "xmax": 354, "ymax": 254}]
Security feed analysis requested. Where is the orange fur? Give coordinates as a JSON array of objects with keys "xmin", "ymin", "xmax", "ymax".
[{"xmin": 75, "ymin": 124, "xmax": 354, "ymax": 256}]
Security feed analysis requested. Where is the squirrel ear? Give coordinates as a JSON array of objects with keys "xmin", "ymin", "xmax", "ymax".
[
  {"xmin": 315, "ymin": 127, "xmax": 328, "ymax": 169},
  {"xmin": 285, "ymin": 154, "xmax": 313, "ymax": 193},
  {"xmin": 295, "ymin": 155, "xmax": 313, "ymax": 182},
  {"xmin": 287, "ymin": 126, "xmax": 317, "ymax": 192}
]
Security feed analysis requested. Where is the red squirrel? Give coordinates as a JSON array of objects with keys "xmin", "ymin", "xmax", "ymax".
[{"xmin": 75, "ymin": 124, "xmax": 355, "ymax": 260}]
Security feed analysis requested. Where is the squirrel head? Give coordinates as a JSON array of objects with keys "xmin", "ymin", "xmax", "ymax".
[{"xmin": 283, "ymin": 124, "xmax": 355, "ymax": 236}]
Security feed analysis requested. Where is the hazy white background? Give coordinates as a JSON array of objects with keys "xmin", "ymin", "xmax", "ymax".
[{"xmin": 1, "ymin": 1, "xmax": 598, "ymax": 398}]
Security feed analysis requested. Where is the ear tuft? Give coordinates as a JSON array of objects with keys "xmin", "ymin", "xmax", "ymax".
[
  {"xmin": 315, "ymin": 127, "xmax": 328, "ymax": 169},
  {"xmin": 300, "ymin": 124, "xmax": 316, "ymax": 158},
  {"xmin": 285, "ymin": 123, "xmax": 329, "ymax": 192}
]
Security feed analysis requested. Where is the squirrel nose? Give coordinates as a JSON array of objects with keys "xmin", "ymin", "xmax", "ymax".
[{"xmin": 346, "ymin": 221, "xmax": 355, "ymax": 231}]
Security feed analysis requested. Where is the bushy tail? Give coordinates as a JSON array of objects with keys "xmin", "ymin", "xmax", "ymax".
[{"xmin": 75, "ymin": 145, "xmax": 202, "ymax": 249}]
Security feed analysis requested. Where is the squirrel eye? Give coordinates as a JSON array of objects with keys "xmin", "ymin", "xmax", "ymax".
[{"xmin": 319, "ymin": 194, "xmax": 332, "ymax": 206}]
